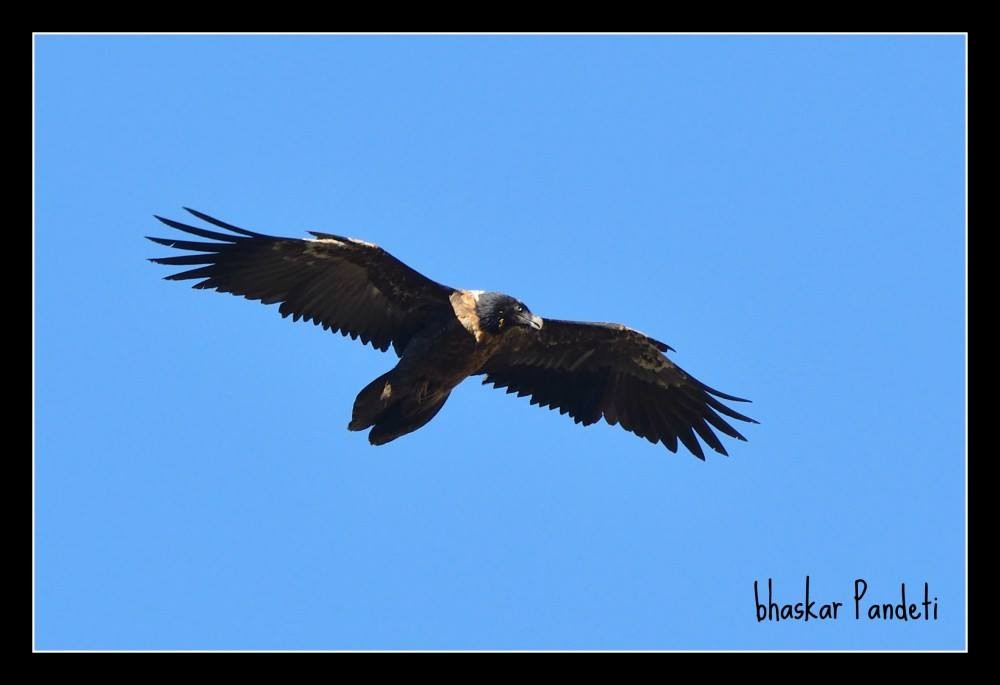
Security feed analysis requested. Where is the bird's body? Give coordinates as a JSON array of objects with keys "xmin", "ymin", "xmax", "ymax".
[
  {"xmin": 348, "ymin": 292, "xmax": 511, "ymax": 444},
  {"xmin": 149, "ymin": 209, "xmax": 756, "ymax": 459}
]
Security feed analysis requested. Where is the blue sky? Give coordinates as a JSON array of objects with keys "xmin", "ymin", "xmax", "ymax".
[{"xmin": 35, "ymin": 35, "xmax": 965, "ymax": 650}]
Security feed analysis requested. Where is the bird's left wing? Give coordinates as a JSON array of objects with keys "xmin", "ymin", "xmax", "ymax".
[
  {"xmin": 148, "ymin": 208, "xmax": 455, "ymax": 355},
  {"xmin": 477, "ymin": 319, "xmax": 757, "ymax": 459}
]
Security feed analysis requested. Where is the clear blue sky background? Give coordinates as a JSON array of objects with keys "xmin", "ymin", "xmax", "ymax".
[{"xmin": 35, "ymin": 35, "xmax": 965, "ymax": 650}]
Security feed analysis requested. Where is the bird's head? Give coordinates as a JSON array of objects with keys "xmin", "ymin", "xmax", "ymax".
[{"xmin": 476, "ymin": 292, "xmax": 543, "ymax": 335}]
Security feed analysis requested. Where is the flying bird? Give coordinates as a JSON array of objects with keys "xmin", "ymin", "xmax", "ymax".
[{"xmin": 148, "ymin": 209, "xmax": 756, "ymax": 459}]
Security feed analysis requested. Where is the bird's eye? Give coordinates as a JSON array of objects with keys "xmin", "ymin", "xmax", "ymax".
[{"xmin": 516, "ymin": 304, "xmax": 524, "ymax": 313}]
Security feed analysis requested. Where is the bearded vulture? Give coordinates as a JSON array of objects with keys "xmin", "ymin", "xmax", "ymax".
[{"xmin": 148, "ymin": 208, "xmax": 757, "ymax": 459}]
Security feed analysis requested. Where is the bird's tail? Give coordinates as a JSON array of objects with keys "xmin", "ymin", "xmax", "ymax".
[
  {"xmin": 367, "ymin": 392, "xmax": 451, "ymax": 445},
  {"xmin": 348, "ymin": 370, "xmax": 396, "ymax": 432},
  {"xmin": 349, "ymin": 372, "xmax": 452, "ymax": 445}
]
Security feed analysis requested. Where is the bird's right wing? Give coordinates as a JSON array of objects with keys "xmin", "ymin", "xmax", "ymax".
[
  {"xmin": 478, "ymin": 318, "xmax": 757, "ymax": 459},
  {"xmin": 148, "ymin": 208, "xmax": 456, "ymax": 355}
]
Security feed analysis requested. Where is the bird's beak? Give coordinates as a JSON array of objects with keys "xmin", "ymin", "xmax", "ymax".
[{"xmin": 514, "ymin": 310, "xmax": 544, "ymax": 331}]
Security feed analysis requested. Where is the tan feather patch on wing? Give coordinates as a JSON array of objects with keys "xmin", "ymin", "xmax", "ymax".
[{"xmin": 450, "ymin": 290, "xmax": 488, "ymax": 342}]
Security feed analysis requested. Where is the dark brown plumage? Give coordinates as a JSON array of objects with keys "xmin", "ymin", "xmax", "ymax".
[{"xmin": 148, "ymin": 208, "xmax": 756, "ymax": 458}]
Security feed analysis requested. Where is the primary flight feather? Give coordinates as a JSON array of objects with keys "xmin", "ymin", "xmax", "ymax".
[{"xmin": 148, "ymin": 208, "xmax": 756, "ymax": 458}]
